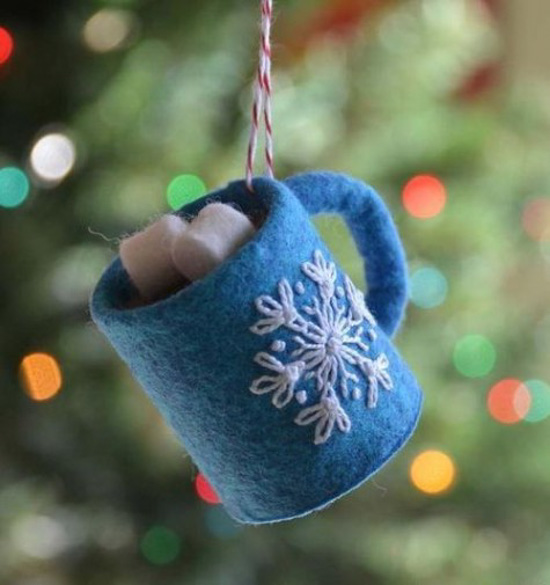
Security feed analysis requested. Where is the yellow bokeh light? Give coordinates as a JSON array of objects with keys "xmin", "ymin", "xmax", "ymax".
[
  {"xmin": 20, "ymin": 353, "xmax": 63, "ymax": 402},
  {"xmin": 410, "ymin": 450, "xmax": 456, "ymax": 495}
]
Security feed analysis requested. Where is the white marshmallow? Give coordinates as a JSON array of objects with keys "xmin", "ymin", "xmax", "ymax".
[
  {"xmin": 172, "ymin": 203, "xmax": 256, "ymax": 282},
  {"xmin": 120, "ymin": 215, "xmax": 188, "ymax": 301}
]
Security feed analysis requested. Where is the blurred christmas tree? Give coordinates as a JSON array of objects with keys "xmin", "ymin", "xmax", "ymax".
[{"xmin": 1, "ymin": 0, "xmax": 550, "ymax": 584}]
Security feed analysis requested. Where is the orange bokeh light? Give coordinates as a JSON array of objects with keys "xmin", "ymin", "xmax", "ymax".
[
  {"xmin": 487, "ymin": 378, "xmax": 531, "ymax": 425},
  {"xmin": 20, "ymin": 353, "xmax": 63, "ymax": 401},
  {"xmin": 195, "ymin": 473, "xmax": 221, "ymax": 505},
  {"xmin": 402, "ymin": 175, "xmax": 447, "ymax": 219},
  {"xmin": 522, "ymin": 198, "xmax": 550, "ymax": 242},
  {"xmin": 410, "ymin": 450, "xmax": 456, "ymax": 495},
  {"xmin": 0, "ymin": 27, "xmax": 14, "ymax": 65}
]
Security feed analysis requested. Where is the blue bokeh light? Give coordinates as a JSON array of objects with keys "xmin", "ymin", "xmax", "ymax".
[{"xmin": 409, "ymin": 266, "xmax": 448, "ymax": 309}]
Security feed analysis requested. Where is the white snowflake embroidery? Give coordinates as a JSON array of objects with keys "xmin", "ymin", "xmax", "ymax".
[
  {"xmin": 250, "ymin": 250, "xmax": 393, "ymax": 445},
  {"xmin": 295, "ymin": 395, "xmax": 351, "ymax": 445},
  {"xmin": 250, "ymin": 353, "xmax": 305, "ymax": 408}
]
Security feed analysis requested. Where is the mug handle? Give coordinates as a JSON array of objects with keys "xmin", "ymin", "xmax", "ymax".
[{"xmin": 284, "ymin": 172, "xmax": 408, "ymax": 339}]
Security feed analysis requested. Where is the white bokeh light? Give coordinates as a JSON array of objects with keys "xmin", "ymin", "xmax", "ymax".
[
  {"xmin": 11, "ymin": 515, "xmax": 69, "ymax": 559},
  {"xmin": 83, "ymin": 9, "xmax": 136, "ymax": 53},
  {"xmin": 30, "ymin": 133, "xmax": 76, "ymax": 183}
]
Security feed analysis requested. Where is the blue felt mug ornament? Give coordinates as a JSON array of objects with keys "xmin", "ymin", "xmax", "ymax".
[{"xmin": 91, "ymin": 171, "xmax": 423, "ymax": 524}]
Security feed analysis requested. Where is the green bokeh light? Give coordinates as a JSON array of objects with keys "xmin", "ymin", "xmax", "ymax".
[
  {"xmin": 0, "ymin": 167, "xmax": 30, "ymax": 208},
  {"xmin": 410, "ymin": 266, "xmax": 448, "ymax": 309},
  {"xmin": 167, "ymin": 174, "xmax": 206, "ymax": 210},
  {"xmin": 524, "ymin": 379, "xmax": 550, "ymax": 423},
  {"xmin": 453, "ymin": 334, "xmax": 496, "ymax": 378},
  {"xmin": 140, "ymin": 526, "xmax": 181, "ymax": 566}
]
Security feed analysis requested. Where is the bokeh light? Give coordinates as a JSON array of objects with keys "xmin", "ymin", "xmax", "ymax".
[
  {"xmin": 83, "ymin": 9, "xmax": 137, "ymax": 54},
  {"xmin": 11, "ymin": 515, "xmax": 69, "ymax": 560},
  {"xmin": 0, "ymin": 27, "xmax": 14, "ymax": 65},
  {"xmin": 30, "ymin": 133, "xmax": 77, "ymax": 183},
  {"xmin": 140, "ymin": 526, "xmax": 181, "ymax": 566},
  {"xmin": 523, "ymin": 379, "xmax": 550, "ymax": 423},
  {"xmin": 167, "ymin": 174, "xmax": 206, "ymax": 210},
  {"xmin": 522, "ymin": 198, "xmax": 550, "ymax": 242},
  {"xmin": 409, "ymin": 266, "xmax": 448, "ymax": 309},
  {"xmin": 453, "ymin": 334, "xmax": 496, "ymax": 378},
  {"xmin": 205, "ymin": 507, "xmax": 241, "ymax": 539},
  {"xmin": 410, "ymin": 450, "xmax": 456, "ymax": 495},
  {"xmin": 0, "ymin": 166, "xmax": 30, "ymax": 208},
  {"xmin": 195, "ymin": 473, "xmax": 221, "ymax": 505},
  {"xmin": 487, "ymin": 379, "xmax": 531, "ymax": 425},
  {"xmin": 402, "ymin": 174, "xmax": 447, "ymax": 219},
  {"xmin": 20, "ymin": 353, "xmax": 63, "ymax": 402},
  {"xmin": 49, "ymin": 245, "xmax": 112, "ymax": 307}
]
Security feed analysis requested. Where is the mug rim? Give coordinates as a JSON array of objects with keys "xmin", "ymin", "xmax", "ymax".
[{"xmin": 91, "ymin": 177, "xmax": 294, "ymax": 323}]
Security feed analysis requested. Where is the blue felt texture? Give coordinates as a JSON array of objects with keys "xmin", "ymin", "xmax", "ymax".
[
  {"xmin": 90, "ymin": 171, "xmax": 423, "ymax": 524},
  {"xmin": 285, "ymin": 172, "xmax": 408, "ymax": 338}
]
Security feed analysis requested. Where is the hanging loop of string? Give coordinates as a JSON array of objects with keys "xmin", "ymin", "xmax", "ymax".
[{"xmin": 246, "ymin": 0, "xmax": 274, "ymax": 192}]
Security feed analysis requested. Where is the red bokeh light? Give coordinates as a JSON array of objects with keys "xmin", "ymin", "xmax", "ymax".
[
  {"xmin": 195, "ymin": 473, "xmax": 221, "ymax": 505},
  {"xmin": 455, "ymin": 62, "xmax": 500, "ymax": 102},
  {"xmin": 308, "ymin": 0, "xmax": 384, "ymax": 40},
  {"xmin": 487, "ymin": 378, "xmax": 531, "ymax": 425},
  {"xmin": 0, "ymin": 27, "xmax": 14, "ymax": 65},
  {"xmin": 402, "ymin": 175, "xmax": 447, "ymax": 219},
  {"xmin": 522, "ymin": 198, "xmax": 550, "ymax": 242}
]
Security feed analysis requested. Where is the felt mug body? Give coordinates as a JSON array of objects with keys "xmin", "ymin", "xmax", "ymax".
[{"xmin": 91, "ymin": 171, "xmax": 423, "ymax": 524}]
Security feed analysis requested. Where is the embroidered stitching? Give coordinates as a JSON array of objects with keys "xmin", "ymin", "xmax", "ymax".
[{"xmin": 250, "ymin": 250, "xmax": 393, "ymax": 445}]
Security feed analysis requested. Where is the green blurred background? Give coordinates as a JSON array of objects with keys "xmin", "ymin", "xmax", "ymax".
[{"xmin": 1, "ymin": 0, "xmax": 550, "ymax": 583}]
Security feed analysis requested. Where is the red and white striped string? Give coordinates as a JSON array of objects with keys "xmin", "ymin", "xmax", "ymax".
[{"xmin": 246, "ymin": 0, "xmax": 274, "ymax": 192}]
